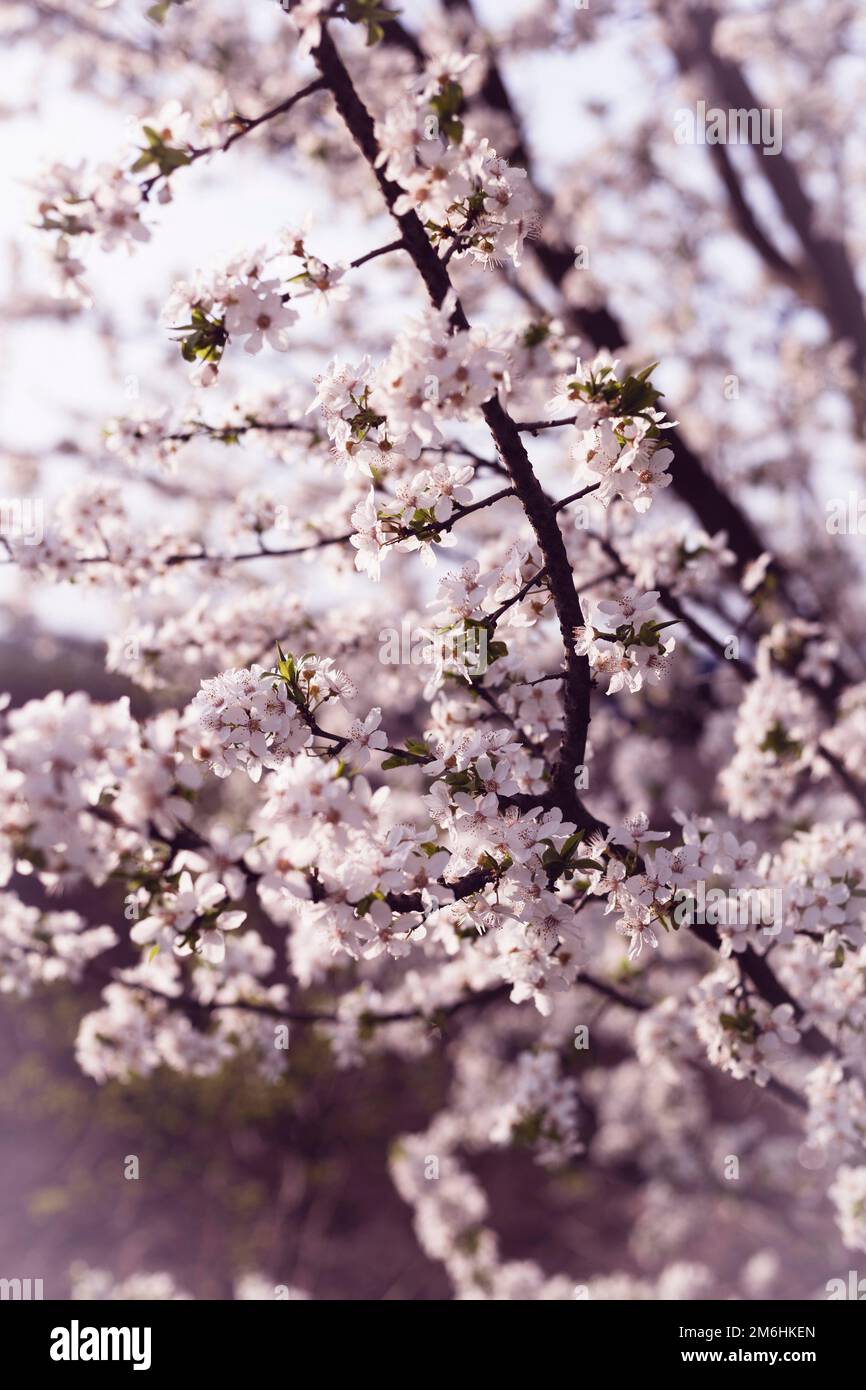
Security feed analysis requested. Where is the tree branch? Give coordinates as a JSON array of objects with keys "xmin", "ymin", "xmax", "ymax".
[{"xmin": 310, "ymin": 23, "xmax": 596, "ymax": 827}]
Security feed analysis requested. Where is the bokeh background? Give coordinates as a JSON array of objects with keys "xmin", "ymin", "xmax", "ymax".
[{"xmin": 1, "ymin": 0, "xmax": 865, "ymax": 1300}]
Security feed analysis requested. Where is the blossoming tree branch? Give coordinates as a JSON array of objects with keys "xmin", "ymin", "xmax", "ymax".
[{"xmin": 3, "ymin": 0, "xmax": 866, "ymax": 1299}]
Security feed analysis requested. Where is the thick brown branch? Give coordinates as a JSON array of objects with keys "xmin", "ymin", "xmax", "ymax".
[
  {"xmin": 679, "ymin": 6, "xmax": 866, "ymax": 386},
  {"xmin": 311, "ymin": 24, "xmax": 595, "ymax": 825},
  {"xmin": 414, "ymin": 0, "xmax": 778, "ymax": 577}
]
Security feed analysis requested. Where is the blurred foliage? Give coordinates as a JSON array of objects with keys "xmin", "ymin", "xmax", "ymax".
[{"xmin": 0, "ymin": 984, "xmax": 450, "ymax": 1299}]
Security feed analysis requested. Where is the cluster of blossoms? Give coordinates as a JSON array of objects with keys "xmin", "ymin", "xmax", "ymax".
[
  {"xmin": 401, "ymin": 545, "xmax": 553, "ymax": 695},
  {"xmin": 33, "ymin": 160, "xmax": 150, "ymax": 305},
  {"xmin": 805, "ymin": 1061, "xmax": 866, "ymax": 1163},
  {"xmin": 161, "ymin": 245, "xmax": 299, "ymax": 386},
  {"xmin": 387, "ymin": 461, "xmax": 475, "ymax": 565},
  {"xmin": 389, "ymin": 1111, "xmax": 714, "ymax": 1299},
  {"xmin": 583, "ymin": 812, "xmax": 773, "ymax": 964},
  {"xmin": 690, "ymin": 965, "xmax": 801, "ymax": 1086},
  {"xmin": 311, "ymin": 306, "xmax": 504, "ymax": 476},
  {"xmin": 5, "ymin": 479, "xmax": 202, "ymax": 590},
  {"xmin": 487, "ymin": 1047, "xmax": 583, "ymax": 1167},
  {"xmin": 0, "ymin": 896, "xmax": 116, "ymax": 996},
  {"xmin": 547, "ymin": 354, "xmax": 675, "ymax": 512},
  {"xmin": 616, "ymin": 525, "xmax": 737, "ymax": 596},
  {"xmin": 624, "ymin": 827, "xmax": 866, "ymax": 1111},
  {"xmin": 390, "ymin": 1120, "xmax": 576, "ymax": 1299},
  {"xmin": 106, "ymin": 588, "xmax": 358, "ymax": 693},
  {"xmin": 573, "ymin": 589, "xmax": 676, "ymax": 696},
  {"xmin": 829, "ymin": 1166, "xmax": 866, "ymax": 1253},
  {"xmin": 309, "ymin": 308, "xmax": 511, "ymax": 578},
  {"xmin": 129, "ymin": 868, "xmax": 247, "ymax": 964},
  {"xmin": 77, "ymin": 931, "xmax": 290, "ymax": 1085},
  {"xmin": 246, "ymin": 728, "xmax": 586, "ymax": 986},
  {"xmin": 0, "ymin": 691, "xmax": 198, "ymax": 889},
  {"xmin": 719, "ymin": 650, "xmax": 822, "ymax": 822},
  {"xmin": 68, "ymin": 1262, "xmax": 310, "ymax": 1301},
  {"xmin": 32, "ymin": 59, "xmax": 354, "ymax": 331},
  {"xmin": 763, "ymin": 618, "xmax": 841, "ymax": 689},
  {"xmin": 107, "ymin": 594, "xmax": 293, "ymax": 692},
  {"xmin": 33, "ymin": 100, "xmax": 222, "ymax": 304},
  {"xmin": 350, "ymin": 460, "xmax": 484, "ymax": 578},
  {"xmin": 161, "ymin": 224, "xmax": 352, "ymax": 385},
  {"xmin": 101, "ymin": 385, "xmax": 311, "ymax": 474},
  {"xmin": 760, "ymin": 822, "xmax": 864, "ymax": 952},
  {"xmin": 255, "ymin": 767, "xmax": 437, "ymax": 967},
  {"xmin": 819, "ymin": 680, "xmax": 866, "ymax": 782},
  {"xmin": 374, "ymin": 52, "xmax": 538, "ymax": 268},
  {"xmin": 189, "ymin": 663, "xmax": 315, "ymax": 781},
  {"xmin": 427, "ymin": 549, "xmax": 545, "ymax": 632}
]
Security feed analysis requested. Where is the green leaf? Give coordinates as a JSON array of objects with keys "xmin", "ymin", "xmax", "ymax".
[
  {"xmin": 276, "ymin": 645, "xmax": 296, "ymax": 686},
  {"xmin": 634, "ymin": 361, "xmax": 659, "ymax": 382},
  {"xmin": 344, "ymin": 1, "xmax": 399, "ymax": 47},
  {"xmin": 758, "ymin": 721, "xmax": 803, "ymax": 761},
  {"xmin": 522, "ymin": 321, "xmax": 550, "ymax": 349},
  {"xmin": 617, "ymin": 364, "xmax": 664, "ymax": 416},
  {"xmin": 560, "ymin": 831, "xmax": 585, "ymax": 859},
  {"xmin": 719, "ymin": 1009, "xmax": 758, "ymax": 1044},
  {"xmin": 404, "ymin": 738, "xmax": 429, "ymax": 757},
  {"xmin": 382, "ymin": 753, "xmax": 416, "ymax": 770}
]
